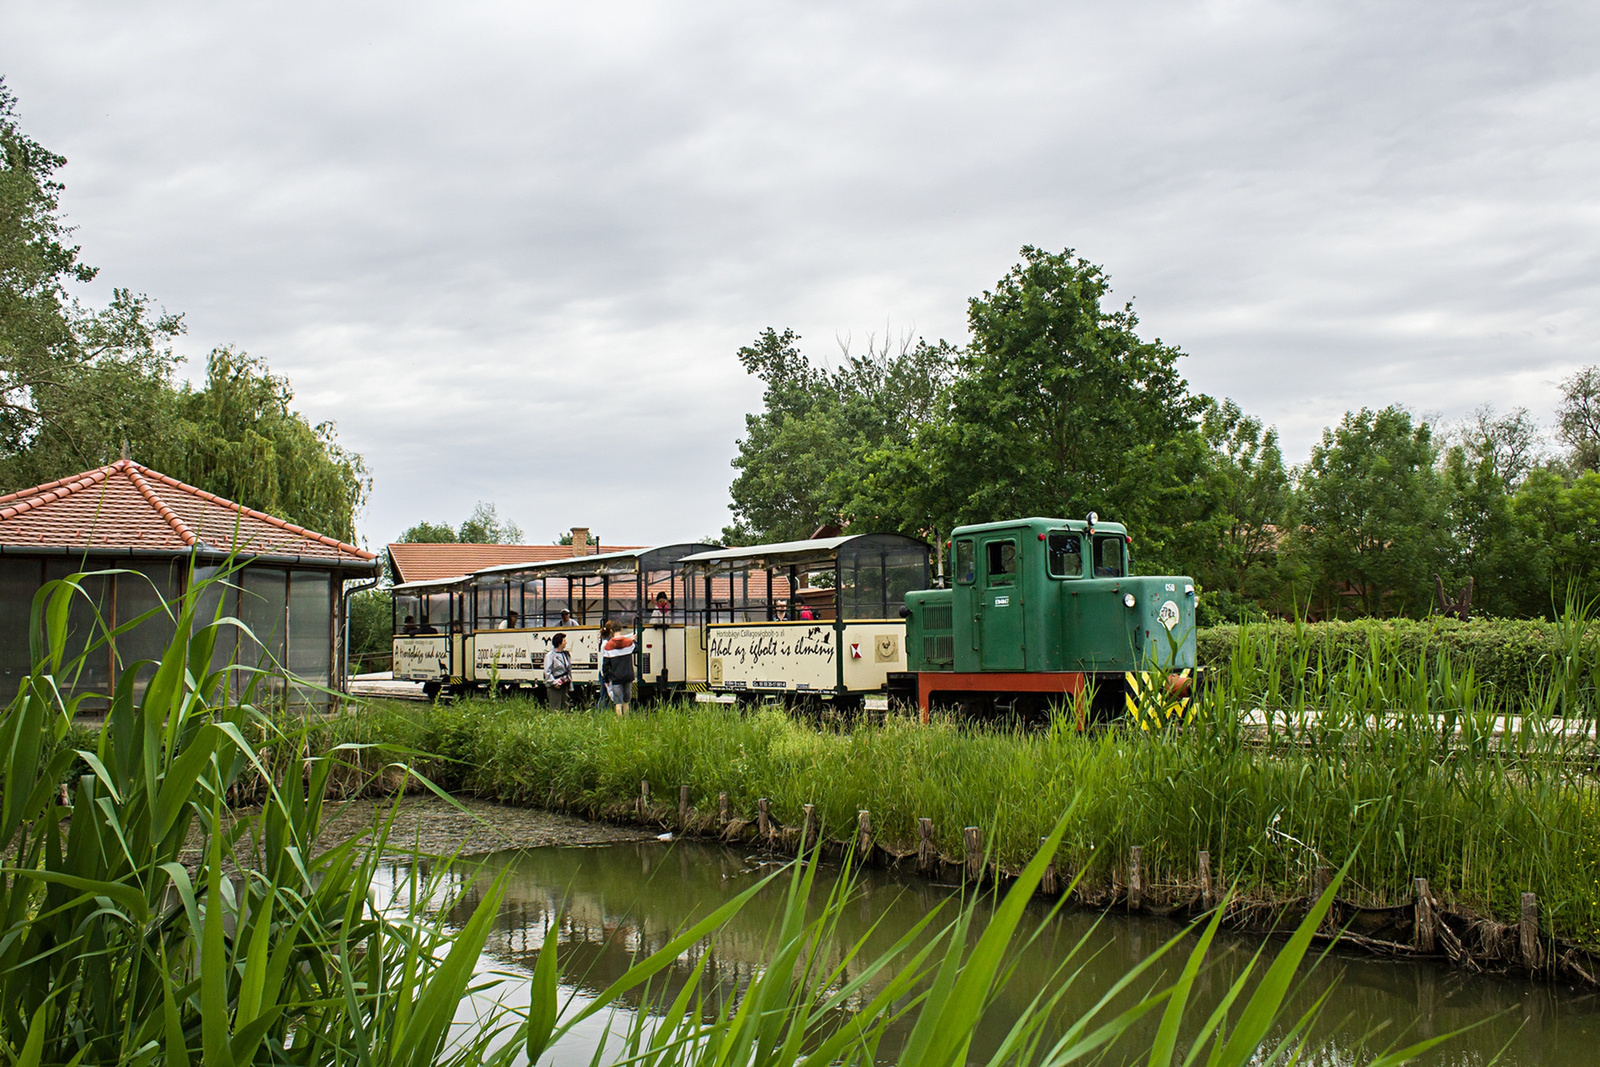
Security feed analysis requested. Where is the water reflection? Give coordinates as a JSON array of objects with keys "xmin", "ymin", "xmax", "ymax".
[{"xmin": 393, "ymin": 840, "xmax": 1600, "ymax": 1066}]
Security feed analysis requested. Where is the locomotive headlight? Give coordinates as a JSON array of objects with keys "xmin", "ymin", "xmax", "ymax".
[{"xmin": 1123, "ymin": 593, "xmax": 1136, "ymax": 609}]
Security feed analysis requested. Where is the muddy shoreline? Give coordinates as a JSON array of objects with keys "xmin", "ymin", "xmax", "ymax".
[
  {"xmin": 177, "ymin": 796, "xmax": 657, "ymax": 869},
  {"xmin": 201, "ymin": 787, "xmax": 1600, "ymax": 988}
]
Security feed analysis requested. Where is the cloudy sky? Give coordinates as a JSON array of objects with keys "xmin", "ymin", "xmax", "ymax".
[{"xmin": 4, "ymin": 1, "xmax": 1598, "ymax": 548}]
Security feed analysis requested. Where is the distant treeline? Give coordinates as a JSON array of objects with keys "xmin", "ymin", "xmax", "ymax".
[{"xmin": 726, "ymin": 246, "xmax": 1600, "ymax": 621}]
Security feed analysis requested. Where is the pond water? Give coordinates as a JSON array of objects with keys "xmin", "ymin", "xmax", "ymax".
[{"xmin": 389, "ymin": 839, "xmax": 1600, "ymax": 1066}]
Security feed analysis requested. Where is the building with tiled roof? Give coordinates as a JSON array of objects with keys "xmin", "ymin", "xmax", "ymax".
[
  {"xmin": 386, "ymin": 527, "xmax": 641, "ymax": 584},
  {"xmin": 0, "ymin": 460, "xmax": 381, "ymax": 706}
]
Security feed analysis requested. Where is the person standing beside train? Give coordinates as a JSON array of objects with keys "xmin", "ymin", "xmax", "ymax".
[
  {"xmin": 600, "ymin": 621, "xmax": 636, "ymax": 715},
  {"xmin": 543, "ymin": 632, "xmax": 572, "ymax": 710}
]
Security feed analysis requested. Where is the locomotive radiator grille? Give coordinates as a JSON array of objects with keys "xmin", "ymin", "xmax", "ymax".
[
  {"xmin": 924, "ymin": 634, "xmax": 955, "ymax": 666},
  {"xmin": 924, "ymin": 604, "xmax": 953, "ymax": 631}
]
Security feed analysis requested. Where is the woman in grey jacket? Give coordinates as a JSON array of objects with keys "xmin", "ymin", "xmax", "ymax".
[{"xmin": 543, "ymin": 632, "xmax": 573, "ymax": 710}]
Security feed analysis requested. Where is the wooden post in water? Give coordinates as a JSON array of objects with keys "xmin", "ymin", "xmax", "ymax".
[
  {"xmin": 1414, "ymin": 878, "xmax": 1435, "ymax": 953},
  {"xmin": 802, "ymin": 804, "xmax": 817, "ymax": 854},
  {"xmin": 1313, "ymin": 865, "xmax": 1332, "ymax": 932},
  {"xmin": 679, "ymin": 784, "xmax": 691, "ymax": 829},
  {"xmin": 857, "ymin": 810, "xmax": 873, "ymax": 860},
  {"xmin": 718, "ymin": 792, "xmax": 730, "ymax": 828},
  {"xmin": 1129, "ymin": 846, "xmax": 1143, "ymax": 912},
  {"xmin": 1521, "ymin": 893, "xmax": 1542, "ymax": 971},
  {"xmin": 758, "ymin": 797, "xmax": 771, "ymax": 840},
  {"xmin": 964, "ymin": 827, "xmax": 983, "ymax": 883},
  {"xmin": 1198, "ymin": 851, "xmax": 1213, "ymax": 910},
  {"xmin": 917, "ymin": 818, "xmax": 935, "ymax": 872},
  {"xmin": 1039, "ymin": 837, "xmax": 1059, "ymax": 895},
  {"xmin": 638, "ymin": 779, "xmax": 650, "ymax": 821}
]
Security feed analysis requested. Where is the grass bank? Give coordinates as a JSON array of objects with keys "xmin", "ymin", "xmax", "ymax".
[
  {"xmin": 343, "ymin": 697, "xmax": 1600, "ymax": 947},
  {"xmin": 339, "ymin": 611, "xmax": 1600, "ymax": 974}
]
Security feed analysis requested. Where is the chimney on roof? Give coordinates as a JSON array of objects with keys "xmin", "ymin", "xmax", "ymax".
[
  {"xmin": 570, "ymin": 526, "xmax": 590, "ymax": 556},
  {"xmin": 120, "ymin": 439, "xmax": 130, "ymax": 461}
]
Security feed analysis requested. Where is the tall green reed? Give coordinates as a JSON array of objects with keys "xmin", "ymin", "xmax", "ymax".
[
  {"xmin": 0, "ymin": 564, "xmax": 510, "ymax": 1066},
  {"xmin": 0, "ymin": 565, "xmax": 1465, "ymax": 1067}
]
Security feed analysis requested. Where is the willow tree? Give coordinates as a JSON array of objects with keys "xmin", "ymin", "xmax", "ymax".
[{"xmin": 150, "ymin": 347, "xmax": 371, "ymax": 544}]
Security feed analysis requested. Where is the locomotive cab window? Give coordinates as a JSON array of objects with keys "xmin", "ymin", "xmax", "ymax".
[
  {"xmin": 1093, "ymin": 535, "xmax": 1125, "ymax": 578},
  {"xmin": 985, "ymin": 540, "xmax": 1017, "ymax": 585},
  {"xmin": 955, "ymin": 540, "xmax": 975, "ymax": 584},
  {"xmin": 1047, "ymin": 533, "xmax": 1083, "ymax": 578}
]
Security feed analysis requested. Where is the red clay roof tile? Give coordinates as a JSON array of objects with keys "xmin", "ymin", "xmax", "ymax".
[
  {"xmin": 0, "ymin": 460, "xmax": 376, "ymax": 566},
  {"xmin": 386, "ymin": 542, "xmax": 646, "ymax": 584}
]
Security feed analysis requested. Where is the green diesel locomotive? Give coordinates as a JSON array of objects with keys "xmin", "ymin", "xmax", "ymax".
[{"xmin": 902, "ymin": 515, "xmax": 1197, "ymax": 717}]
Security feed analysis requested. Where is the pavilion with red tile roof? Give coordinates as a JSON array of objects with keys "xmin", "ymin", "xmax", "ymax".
[{"xmin": 0, "ymin": 460, "xmax": 380, "ymax": 705}]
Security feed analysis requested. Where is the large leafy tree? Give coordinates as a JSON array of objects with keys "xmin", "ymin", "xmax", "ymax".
[
  {"xmin": 396, "ymin": 502, "xmax": 524, "ymax": 546},
  {"xmin": 725, "ymin": 328, "xmax": 953, "ymax": 543},
  {"xmin": 1188, "ymin": 399, "xmax": 1293, "ymax": 616},
  {"xmin": 1506, "ymin": 469, "xmax": 1600, "ymax": 614},
  {"xmin": 1293, "ymin": 406, "xmax": 1451, "ymax": 616},
  {"xmin": 1557, "ymin": 367, "xmax": 1600, "ymax": 473},
  {"xmin": 933, "ymin": 246, "xmax": 1210, "ymax": 572}
]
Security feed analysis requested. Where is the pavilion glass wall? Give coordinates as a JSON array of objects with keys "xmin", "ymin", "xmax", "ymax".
[
  {"xmin": 115, "ymin": 561, "xmax": 181, "ymax": 699},
  {"xmin": 0, "ymin": 559, "xmax": 39, "ymax": 695},
  {"xmin": 0, "ymin": 557, "xmax": 343, "ymax": 707},
  {"xmin": 286, "ymin": 571, "xmax": 332, "ymax": 706}
]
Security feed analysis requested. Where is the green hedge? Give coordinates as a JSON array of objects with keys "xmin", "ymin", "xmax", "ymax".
[{"xmin": 1196, "ymin": 617, "xmax": 1599, "ymax": 707}]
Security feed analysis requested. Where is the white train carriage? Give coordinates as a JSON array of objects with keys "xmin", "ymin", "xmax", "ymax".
[
  {"xmin": 677, "ymin": 534, "xmax": 930, "ymax": 706},
  {"xmin": 443, "ymin": 543, "xmax": 715, "ymax": 697},
  {"xmin": 390, "ymin": 574, "xmax": 473, "ymax": 697}
]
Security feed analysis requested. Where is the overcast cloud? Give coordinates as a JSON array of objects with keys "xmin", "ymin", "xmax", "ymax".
[{"xmin": 3, "ymin": 1, "xmax": 1598, "ymax": 548}]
